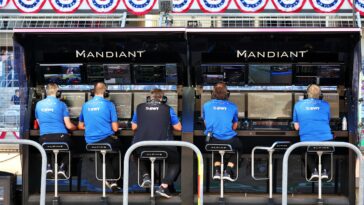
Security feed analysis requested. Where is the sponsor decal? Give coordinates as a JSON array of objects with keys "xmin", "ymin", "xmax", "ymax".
[
  {"xmin": 76, "ymin": 50, "xmax": 146, "ymax": 59},
  {"xmin": 236, "ymin": 50, "xmax": 308, "ymax": 59}
]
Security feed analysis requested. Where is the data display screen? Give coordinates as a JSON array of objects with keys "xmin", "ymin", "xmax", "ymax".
[{"xmin": 41, "ymin": 64, "xmax": 82, "ymax": 85}]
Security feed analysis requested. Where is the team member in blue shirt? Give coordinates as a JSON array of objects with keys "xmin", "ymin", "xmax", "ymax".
[
  {"xmin": 78, "ymin": 82, "xmax": 120, "ymax": 191},
  {"xmin": 293, "ymin": 84, "xmax": 333, "ymax": 180},
  {"xmin": 131, "ymin": 88, "xmax": 182, "ymax": 198},
  {"xmin": 35, "ymin": 83, "xmax": 77, "ymax": 179},
  {"xmin": 203, "ymin": 82, "xmax": 242, "ymax": 181}
]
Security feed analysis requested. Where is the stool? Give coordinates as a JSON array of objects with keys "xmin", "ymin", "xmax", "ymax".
[
  {"xmin": 305, "ymin": 146, "xmax": 335, "ymax": 205},
  {"xmin": 42, "ymin": 142, "xmax": 70, "ymax": 204},
  {"xmin": 138, "ymin": 151, "xmax": 168, "ymax": 203},
  {"xmin": 86, "ymin": 143, "xmax": 121, "ymax": 201},
  {"xmin": 205, "ymin": 144, "xmax": 239, "ymax": 203},
  {"xmin": 251, "ymin": 141, "xmax": 291, "ymax": 205}
]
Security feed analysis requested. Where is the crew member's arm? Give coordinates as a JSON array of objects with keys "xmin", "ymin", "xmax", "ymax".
[
  {"xmin": 77, "ymin": 106, "xmax": 85, "ymax": 130},
  {"xmin": 293, "ymin": 105, "xmax": 299, "ymax": 130},
  {"xmin": 110, "ymin": 103, "xmax": 119, "ymax": 132},
  {"xmin": 62, "ymin": 102, "xmax": 77, "ymax": 130},
  {"xmin": 232, "ymin": 106, "xmax": 238, "ymax": 130},
  {"xmin": 170, "ymin": 107, "xmax": 182, "ymax": 131},
  {"xmin": 131, "ymin": 110, "xmax": 138, "ymax": 131}
]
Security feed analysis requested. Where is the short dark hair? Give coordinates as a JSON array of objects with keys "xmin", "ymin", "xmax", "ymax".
[
  {"xmin": 15, "ymin": 89, "xmax": 19, "ymax": 93},
  {"xmin": 212, "ymin": 82, "xmax": 229, "ymax": 100}
]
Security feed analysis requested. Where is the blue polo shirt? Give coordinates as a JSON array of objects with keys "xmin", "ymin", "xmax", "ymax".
[
  {"xmin": 131, "ymin": 107, "xmax": 179, "ymax": 126},
  {"xmin": 79, "ymin": 96, "xmax": 118, "ymax": 144},
  {"xmin": 203, "ymin": 99, "xmax": 238, "ymax": 140},
  {"xmin": 35, "ymin": 96, "xmax": 69, "ymax": 136},
  {"xmin": 293, "ymin": 98, "xmax": 333, "ymax": 142}
]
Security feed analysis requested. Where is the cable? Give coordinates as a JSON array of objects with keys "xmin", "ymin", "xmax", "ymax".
[{"xmin": 0, "ymin": 153, "xmax": 20, "ymax": 163}]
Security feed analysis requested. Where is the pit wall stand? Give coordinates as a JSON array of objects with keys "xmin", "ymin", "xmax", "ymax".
[
  {"xmin": 282, "ymin": 142, "xmax": 364, "ymax": 205},
  {"xmin": 252, "ymin": 141, "xmax": 291, "ymax": 205}
]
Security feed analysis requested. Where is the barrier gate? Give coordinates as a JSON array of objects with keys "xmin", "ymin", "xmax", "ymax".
[
  {"xmin": 0, "ymin": 139, "xmax": 47, "ymax": 205},
  {"xmin": 281, "ymin": 141, "xmax": 364, "ymax": 205},
  {"xmin": 123, "ymin": 141, "xmax": 204, "ymax": 205}
]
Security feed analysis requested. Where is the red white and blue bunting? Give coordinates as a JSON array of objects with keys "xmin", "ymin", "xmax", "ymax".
[
  {"xmin": 0, "ymin": 0, "xmax": 10, "ymax": 8},
  {"xmin": 172, "ymin": 0, "xmax": 193, "ymax": 13},
  {"xmin": 87, "ymin": 0, "xmax": 120, "ymax": 13},
  {"xmin": 309, "ymin": 0, "xmax": 344, "ymax": 12},
  {"xmin": 12, "ymin": 0, "xmax": 46, "ymax": 12},
  {"xmin": 234, "ymin": 0, "xmax": 268, "ymax": 12},
  {"xmin": 123, "ymin": 0, "xmax": 157, "ymax": 15},
  {"xmin": 348, "ymin": 0, "xmax": 364, "ymax": 15},
  {"xmin": 271, "ymin": 0, "xmax": 306, "ymax": 12},
  {"xmin": 197, "ymin": 0, "xmax": 232, "ymax": 12},
  {"xmin": 49, "ymin": 0, "xmax": 83, "ymax": 13}
]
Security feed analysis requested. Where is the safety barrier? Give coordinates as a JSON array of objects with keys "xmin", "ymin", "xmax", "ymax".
[
  {"xmin": 282, "ymin": 141, "xmax": 364, "ymax": 205},
  {"xmin": 123, "ymin": 141, "xmax": 204, "ymax": 205},
  {"xmin": 0, "ymin": 139, "xmax": 47, "ymax": 205}
]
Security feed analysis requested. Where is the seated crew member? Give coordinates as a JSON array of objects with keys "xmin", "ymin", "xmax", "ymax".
[
  {"xmin": 202, "ymin": 82, "xmax": 242, "ymax": 181},
  {"xmin": 131, "ymin": 88, "xmax": 182, "ymax": 198},
  {"xmin": 293, "ymin": 84, "xmax": 333, "ymax": 181},
  {"xmin": 78, "ymin": 82, "xmax": 121, "ymax": 192},
  {"xmin": 35, "ymin": 83, "xmax": 77, "ymax": 179}
]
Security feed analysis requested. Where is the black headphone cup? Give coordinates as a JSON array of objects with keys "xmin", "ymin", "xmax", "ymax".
[
  {"xmin": 56, "ymin": 91, "xmax": 62, "ymax": 98},
  {"xmin": 146, "ymin": 95, "xmax": 167, "ymax": 104},
  {"xmin": 90, "ymin": 89, "xmax": 95, "ymax": 97},
  {"xmin": 104, "ymin": 90, "xmax": 110, "ymax": 98}
]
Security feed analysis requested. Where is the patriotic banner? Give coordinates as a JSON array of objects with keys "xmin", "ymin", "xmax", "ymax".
[
  {"xmin": 271, "ymin": 0, "xmax": 306, "ymax": 12},
  {"xmin": 0, "ymin": 0, "xmax": 10, "ymax": 8},
  {"xmin": 173, "ymin": 0, "xmax": 193, "ymax": 13},
  {"xmin": 309, "ymin": 0, "xmax": 344, "ymax": 12},
  {"xmin": 348, "ymin": 0, "xmax": 364, "ymax": 15},
  {"xmin": 197, "ymin": 0, "xmax": 232, "ymax": 12},
  {"xmin": 49, "ymin": 0, "xmax": 83, "ymax": 13},
  {"xmin": 234, "ymin": 0, "xmax": 268, "ymax": 12},
  {"xmin": 87, "ymin": 0, "xmax": 120, "ymax": 13},
  {"xmin": 123, "ymin": 0, "xmax": 157, "ymax": 15},
  {"xmin": 13, "ymin": 0, "xmax": 46, "ymax": 12}
]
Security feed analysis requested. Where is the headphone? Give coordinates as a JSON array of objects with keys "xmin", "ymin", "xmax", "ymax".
[
  {"xmin": 146, "ymin": 95, "xmax": 168, "ymax": 104},
  {"xmin": 90, "ymin": 82, "xmax": 110, "ymax": 98},
  {"xmin": 211, "ymin": 82, "xmax": 230, "ymax": 100},
  {"xmin": 304, "ymin": 84, "xmax": 323, "ymax": 100}
]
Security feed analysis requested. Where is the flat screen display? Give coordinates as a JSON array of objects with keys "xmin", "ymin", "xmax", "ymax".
[
  {"xmin": 60, "ymin": 92, "xmax": 85, "ymax": 118},
  {"xmin": 248, "ymin": 93, "xmax": 292, "ymax": 119},
  {"xmin": 87, "ymin": 64, "xmax": 104, "ymax": 83},
  {"xmin": 248, "ymin": 64, "xmax": 292, "ymax": 85},
  {"xmin": 133, "ymin": 65, "xmax": 166, "ymax": 84},
  {"xmin": 200, "ymin": 64, "xmax": 246, "ymax": 85},
  {"xmin": 104, "ymin": 64, "xmax": 131, "ymax": 84},
  {"xmin": 201, "ymin": 92, "xmax": 245, "ymax": 118},
  {"xmin": 41, "ymin": 64, "xmax": 82, "ymax": 85},
  {"xmin": 109, "ymin": 93, "xmax": 132, "ymax": 119}
]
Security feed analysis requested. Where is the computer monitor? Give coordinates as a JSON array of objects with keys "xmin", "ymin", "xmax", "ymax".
[
  {"xmin": 133, "ymin": 92, "xmax": 178, "ymax": 113},
  {"xmin": 104, "ymin": 64, "xmax": 131, "ymax": 84},
  {"xmin": 200, "ymin": 64, "xmax": 246, "ymax": 85},
  {"xmin": 133, "ymin": 65, "xmax": 167, "ymax": 84},
  {"xmin": 248, "ymin": 93, "xmax": 292, "ymax": 119},
  {"xmin": 294, "ymin": 93, "xmax": 339, "ymax": 119},
  {"xmin": 109, "ymin": 93, "xmax": 132, "ymax": 119},
  {"xmin": 60, "ymin": 92, "xmax": 86, "ymax": 119},
  {"xmin": 41, "ymin": 64, "xmax": 82, "ymax": 85},
  {"xmin": 200, "ymin": 92, "xmax": 245, "ymax": 118},
  {"xmin": 87, "ymin": 64, "xmax": 104, "ymax": 83},
  {"xmin": 248, "ymin": 64, "xmax": 292, "ymax": 85}
]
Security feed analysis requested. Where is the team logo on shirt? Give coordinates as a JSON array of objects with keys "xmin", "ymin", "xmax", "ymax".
[
  {"xmin": 88, "ymin": 107, "xmax": 100, "ymax": 111},
  {"xmin": 213, "ymin": 106, "xmax": 227, "ymax": 111},
  {"xmin": 41, "ymin": 108, "xmax": 54, "ymax": 112},
  {"xmin": 305, "ymin": 106, "xmax": 320, "ymax": 111},
  {"xmin": 146, "ymin": 107, "xmax": 159, "ymax": 111}
]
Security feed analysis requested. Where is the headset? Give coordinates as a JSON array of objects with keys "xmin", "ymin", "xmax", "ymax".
[
  {"xmin": 304, "ymin": 84, "xmax": 323, "ymax": 100},
  {"xmin": 146, "ymin": 95, "xmax": 168, "ymax": 104},
  {"xmin": 211, "ymin": 81, "xmax": 230, "ymax": 100},
  {"xmin": 90, "ymin": 82, "xmax": 110, "ymax": 98}
]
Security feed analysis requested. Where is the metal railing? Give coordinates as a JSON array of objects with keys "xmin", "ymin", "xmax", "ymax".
[
  {"xmin": 160, "ymin": 13, "xmax": 360, "ymax": 28},
  {"xmin": 123, "ymin": 141, "xmax": 204, "ymax": 205},
  {"xmin": 0, "ymin": 139, "xmax": 47, "ymax": 205},
  {"xmin": 281, "ymin": 141, "xmax": 364, "ymax": 205}
]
